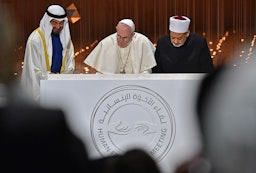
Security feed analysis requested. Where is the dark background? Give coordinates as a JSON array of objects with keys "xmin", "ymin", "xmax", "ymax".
[{"xmin": 1, "ymin": 0, "xmax": 256, "ymax": 74}]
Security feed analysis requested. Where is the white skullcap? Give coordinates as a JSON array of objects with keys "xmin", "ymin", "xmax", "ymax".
[
  {"xmin": 46, "ymin": 4, "xmax": 67, "ymax": 19},
  {"xmin": 169, "ymin": 16, "xmax": 190, "ymax": 33},
  {"xmin": 119, "ymin": 19, "xmax": 135, "ymax": 32}
]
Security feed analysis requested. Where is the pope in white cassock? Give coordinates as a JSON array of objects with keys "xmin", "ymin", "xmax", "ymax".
[
  {"xmin": 21, "ymin": 4, "xmax": 75, "ymax": 101},
  {"xmin": 84, "ymin": 19, "xmax": 157, "ymax": 74}
]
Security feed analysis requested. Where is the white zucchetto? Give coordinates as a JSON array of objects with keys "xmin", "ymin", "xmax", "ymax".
[{"xmin": 119, "ymin": 19, "xmax": 135, "ymax": 32}]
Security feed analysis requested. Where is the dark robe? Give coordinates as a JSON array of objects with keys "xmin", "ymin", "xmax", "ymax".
[{"xmin": 152, "ymin": 33, "xmax": 214, "ymax": 73}]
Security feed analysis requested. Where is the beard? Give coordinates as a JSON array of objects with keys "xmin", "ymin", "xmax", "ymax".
[
  {"xmin": 52, "ymin": 27, "xmax": 63, "ymax": 34},
  {"xmin": 172, "ymin": 43, "xmax": 184, "ymax": 47},
  {"xmin": 171, "ymin": 37, "xmax": 187, "ymax": 47}
]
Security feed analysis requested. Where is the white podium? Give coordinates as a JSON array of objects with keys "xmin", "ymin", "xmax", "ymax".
[{"xmin": 40, "ymin": 74, "xmax": 205, "ymax": 173}]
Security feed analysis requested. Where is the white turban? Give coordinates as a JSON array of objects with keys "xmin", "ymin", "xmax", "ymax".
[
  {"xmin": 169, "ymin": 16, "xmax": 190, "ymax": 33},
  {"xmin": 119, "ymin": 19, "xmax": 135, "ymax": 32}
]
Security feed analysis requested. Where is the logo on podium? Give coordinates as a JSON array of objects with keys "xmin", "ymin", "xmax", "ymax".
[{"xmin": 90, "ymin": 85, "xmax": 176, "ymax": 161}]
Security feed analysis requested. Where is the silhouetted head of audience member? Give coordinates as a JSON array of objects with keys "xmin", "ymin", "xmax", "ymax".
[
  {"xmin": 89, "ymin": 154, "xmax": 121, "ymax": 173},
  {"xmin": 111, "ymin": 148, "xmax": 161, "ymax": 173},
  {"xmin": 196, "ymin": 65, "xmax": 226, "ymax": 138},
  {"xmin": 196, "ymin": 59, "xmax": 256, "ymax": 173},
  {"xmin": 0, "ymin": 1, "xmax": 32, "ymax": 107},
  {"xmin": 88, "ymin": 148, "xmax": 161, "ymax": 173},
  {"xmin": 0, "ymin": 106, "xmax": 90, "ymax": 173},
  {"xmin": 0, "ymin": 3, "xmax": 19, "ymax": 86}
]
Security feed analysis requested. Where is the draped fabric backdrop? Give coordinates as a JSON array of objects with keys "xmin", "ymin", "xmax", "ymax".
[{"xmin": 1, "ymin": 0, "xmax": 256, "ymax": 74}]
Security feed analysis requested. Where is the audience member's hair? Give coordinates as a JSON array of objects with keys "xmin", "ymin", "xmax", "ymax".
[
  {"xmin": 111, "ymin": 148, "xmax": 161, "ymax": 173},
  {"xmin": 0, "ymin": 106, "xmax": 89, "ymax": 173}
]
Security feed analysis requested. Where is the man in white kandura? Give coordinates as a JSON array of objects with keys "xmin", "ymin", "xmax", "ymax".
[
  {"xmin": 21, "ymin": 4, "xmax": 75, "ymax": 101},
  {"xmin": 84, "ymin": 19, "xmax": 156, "ymax": 74}
]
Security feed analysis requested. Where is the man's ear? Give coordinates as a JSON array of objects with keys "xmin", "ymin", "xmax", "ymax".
[{"xmin": 186, "ymin": 30, "xmax": 190, "ymax": 37}]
